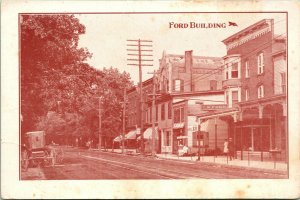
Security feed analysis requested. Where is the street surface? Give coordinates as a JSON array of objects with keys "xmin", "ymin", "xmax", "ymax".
[{"xmin": 21, "ymin": 147, "xmax": 288, "ymax": 180}]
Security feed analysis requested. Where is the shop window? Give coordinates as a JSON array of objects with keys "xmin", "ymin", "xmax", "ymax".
[
  {"xmin": 231, "ymin": 63, "xmax": 238, "ymax": 78},
  {"xmin": 258, "ymin": 85, "xmax": 264, "ymax": 98},
  {"xmin": 245, "ymin": 60, "xmax": 249, "ymax": 78},
  {"xmin": 165, "ymin": 131, "xmax": 171, "ymax": 146},
  {"xmin": 257, "ymin": 52, "xmax": 264, "ymax": 74}
]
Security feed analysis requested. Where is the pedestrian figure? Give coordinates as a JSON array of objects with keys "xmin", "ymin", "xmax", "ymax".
[
  {"xmin": 223, "ymin": 139, "xmax": 229, "ymax": 156},
  {"xmin": 228, "ymin": 138, "xmax": 234, "ymax": 160}
]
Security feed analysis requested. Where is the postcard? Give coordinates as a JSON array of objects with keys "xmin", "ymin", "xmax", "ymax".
[{"xmin": 1, "ymin": 0, "xmax": 300, "ymax": 199}]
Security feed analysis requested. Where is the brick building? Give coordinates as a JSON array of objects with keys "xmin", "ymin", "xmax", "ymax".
[
  {"xmin": 152, "ymin": 51, "xmax": 228, "ymax": 154},
  {"xmin": 125, "ymin": 77, "xmax": 154, "ymax": 148}
]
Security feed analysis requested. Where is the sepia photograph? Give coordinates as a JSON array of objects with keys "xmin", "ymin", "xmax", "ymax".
[{"xmin": 20, "ymin": 12, "xmax": 288, "ymax": 180}]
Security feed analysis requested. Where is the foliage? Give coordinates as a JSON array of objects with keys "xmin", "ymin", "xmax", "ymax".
[{"xmin": 21, "ymin": 14, "xmax": 133, "ymax": 145}]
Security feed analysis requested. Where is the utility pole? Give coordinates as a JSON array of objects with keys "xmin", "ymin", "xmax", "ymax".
[
  {"xmin": 98, "ymin": 97, "xmax": 102, "ymax": 151},
  {"xmin": 122, "ymin": 87, "xmax": 127, "ymax": 154},
  {"xmin": 127, "ymin": 39, "xmax": 153, "ymax": 154},
  {"xmin": 148, "ymin": 70, "xmax": 161, "ymax": 157}
]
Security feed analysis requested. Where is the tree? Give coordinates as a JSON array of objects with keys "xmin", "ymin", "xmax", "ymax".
[
  {"xmin": 21, "ymin": 15, "xmax": 133, "ymax": 146},
  {"xmin": 21, "ymin": 14, "xmax": 91, "ymax": 135}
]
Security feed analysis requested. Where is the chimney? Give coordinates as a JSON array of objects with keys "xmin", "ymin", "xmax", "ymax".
[{"xmin": 185, "ymin": 50, "xmax": 193, "ymax": 73}]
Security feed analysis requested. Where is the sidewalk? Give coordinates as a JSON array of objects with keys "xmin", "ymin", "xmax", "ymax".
[
  {"xmin": 155, "ymin": 153, "xmax": 288, "ymax": 172},
  {"xmin": 98, "ymin": 148, "xmax": 287, "ymax": 173}
]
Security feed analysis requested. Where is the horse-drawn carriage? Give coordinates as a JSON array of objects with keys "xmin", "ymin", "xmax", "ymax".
[{"xmin": 21, "ymin": 131, "xmax": 64, "ymax": 171}]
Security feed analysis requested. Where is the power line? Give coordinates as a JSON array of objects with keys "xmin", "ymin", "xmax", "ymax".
[
  {"xmin": 126, "ymin": 39, "xmax": 153, "ymax": 154},
  {"xmin": 168, "ymin": 19, "xmax": 286, "ymax": 91}
]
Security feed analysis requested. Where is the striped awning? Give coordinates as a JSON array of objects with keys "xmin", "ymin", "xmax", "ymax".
[
  {"xmin": 173, "ymin": 122, "xmax": 185, "ymax": 129},
  {"xmin": 113, "ymin": 135, "xmax": 124, "ymax": 142},
  {"xmin": 125, "ymin": 130, "xmax": 137, "ymax": 140},
  {"xmin": 177, "ymin": 136, "xmax": 188, "ymax": 139},
  {"xmin": 143, "ymin": 127, "xmax": 158, "ymax": 140}
]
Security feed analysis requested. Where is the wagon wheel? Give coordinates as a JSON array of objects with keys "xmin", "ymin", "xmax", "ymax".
[
  {"xmin": 49, "ymin": 149, "xmax": 56, "ymax": 166},
  {"xmin": 55, "ymin": 149, "xmax": 64, "ymax": 163},
  {"xmin": 42, "ymin": 150, "xmax": 50, "ymax": 166},
  {"xmin": 21, "ymin": 150, "xmax": 29, "ymax": 171}
]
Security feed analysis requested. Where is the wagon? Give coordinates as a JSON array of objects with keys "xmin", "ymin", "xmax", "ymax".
[{"xmin": 21, "ymin": 131, "xmax": 64, "ymax": 171}]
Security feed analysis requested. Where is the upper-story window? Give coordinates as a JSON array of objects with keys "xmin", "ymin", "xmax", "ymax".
[
  {"xmin": 280, "ymin": 72, "xmax": 286, "ymax": 94},
  {"xmin": 149, "ymin": 107, "xmax": 152, "ymax": 123},
  {"xmin": 257, "ymin": 52, "xmax": 264, "ymax": 74},
  {"xmin": 155, "ymin": 105, "xmax": 158, "ymax": 122},
  {"xmin": 225, "ymin": 64, "xmax": 229, "ymax": 80},
  {"xmin": 174, "ymin": 108, "xmax": 180, "ymax": 123},
  {"xmin": 180, "ymin": 107, "xmax": 185, "ymax": 122},
  {"xmin": 245, "ymin": 60, "xmax": 250, "ymax": 78},
  {"xmin": 161, "ymin": 103, "xmax": 165, "ymax": 120},
  {"xmin": 210, "ymin": 80, "xmax": 217, "ymax": 90},
  {"xmin": 258, "ymin": 85, "xmax": 264, "ymax": 98},
  {"xmin": 232, "ymin": 91, "xmax": 239, "ymax": 106},
  {"xmin": 173, "ymin": 79, "xmax": 184, "ymax": 92},
  {"xmin": 168, "ymin": 102, "xmax": 172, "ymax": 119},
  {"xmin": 245, "ymin": 89, "xmax": 249, "ymax": 101},
  {"xmin": 174, "ymin": 107, "xmax": 185, "ymax": 123},
  {"xmin": 231, "ymin": 63, "xmax": 238, "ymax": 78}
]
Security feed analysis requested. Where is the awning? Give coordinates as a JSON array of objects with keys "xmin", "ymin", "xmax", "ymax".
[
  {"xmin": 125, "ymin": 130, "xmax": 136, "ymax": 140},
  {"xmin": 113, "ymin": 135, "xmax": 124, "ymax": 142},
  {"xmin": 173, "ymin": 122, "xmax": 184, "ymax": 129},
  {"xmin": 143, "ymin": 127, "xmax": 158, "ymax": 140},
  {"xmin": 199, "ymin": 120, "xmax": 209, "ymax": 132},
  {"xmin": 177, "ymin": 136, "xmax": 188, "ymax": 139}
]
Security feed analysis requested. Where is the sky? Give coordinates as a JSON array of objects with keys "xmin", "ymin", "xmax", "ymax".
[{"xmin": 77, "ymin": 13, "xmax": 286, "ymax": 84}]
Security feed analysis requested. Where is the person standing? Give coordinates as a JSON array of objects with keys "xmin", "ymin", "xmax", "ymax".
[{"xmin": 223, "ymin": 139, "xmax": 229, "ymax": 156}]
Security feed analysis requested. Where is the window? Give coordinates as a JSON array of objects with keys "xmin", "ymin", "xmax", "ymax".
[
  {"xmin": 225, "ymin": 65, "xmax": 229, "ymax": 80},
  {"xmin": 232, "ymin": 91, "xmax": 238, "ymax": 106},
  {"xmin": 245, "ymin": 89, "xmax": 249, "ymax": 101},
  {"xmin": 161, "ymin": 103, "xmax": 165, "ymax": 120},
  {"xmin": 257, "ymin": 52, "xmax": 264, "ymax": 74},
  {"xmin": 245, "ymin": 61, "xmax": 249, "ymax": 78},
  {"xmin": 180, "ymin": 107, "xmax": 185, "ymax": 122},
  {"xmin": 231, "ymin": 63, "xmax": 238, "ymax": 78},
  {"xmin": 165, "ymin": 131, "xmax": 171, "ymax": 146},
  {"xmin": 258, "ymin": 85, "xmax": 264, "ymax": 98},
  {"xmin": 210, "ymin": 80, "xmax": 217, "ymax": 90},
  {"xmin": 226, "ymin": 91, "xmax": 229, "ymax": 106},
  {"xmin": 280, "ymin": 72, "xmax": 286, "ymax": 94},
  {"xmin": 173, "ymin": 79, "xmax": 184, "ymax": 92},
  {"xmin": 155, "ymin": 105, "xmax": 158, "ymax": 122},
  {"xmin": 168, "ymin": 102, "xmax": 172, "ymax": 119},
  {"xmin": 174, "ymin": 108, "xmax": 180, "ymax": 123},
  {"xmin": 149, "ymin": 107, "xmax": 152, "ymax": 123}
]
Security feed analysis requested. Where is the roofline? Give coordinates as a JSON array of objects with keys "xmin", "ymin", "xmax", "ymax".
[
  {"xmin": 222, "ymin": 19, "xmax": 273, "ymax": 44},
  {"xmin": 163, "ymin": 53, "xmax": 223, "ymax": 60},
  {"xmin": 170, "ymin": 90, "xmax": 224, "ymax": 97}
]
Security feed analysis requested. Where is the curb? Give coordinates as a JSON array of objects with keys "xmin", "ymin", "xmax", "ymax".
[{"xmin": 155, "ymin": 155, "xmax": 287, "ymax": 175}]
